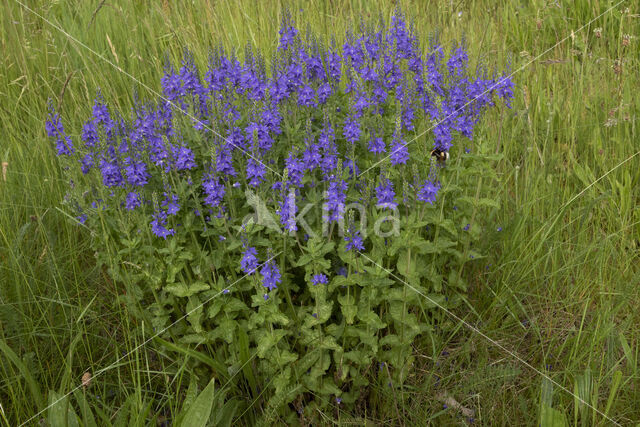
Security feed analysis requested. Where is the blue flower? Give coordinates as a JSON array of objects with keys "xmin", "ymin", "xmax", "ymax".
[
  {"xmin": 241, "ymin": 246, "xmax": 259, "ymax": 275},
  {"xmin": 324, "ymin": 176, "xmax": 347, "ymax": 223},
  {"xmin": 124, "ymin": 160, "xmax": 149, "ymax": 187},
  {"xmin": 297, "ymin": 84, "xmax": 317, "ymax": 107},
  {"xmin": 173, "ymin": 146, "xmax": 196, "ymax": 171},
  {"xmin": 345, "ymin": 230, "xmax": 364, "ymax": 252},
  {"xmin": 125, "ymin": 192, "xmax": 141, "ymax": 210},
  {"xmin": 285, "ymin": 152, "xmax": 305, "ymax": 187},
  {"xmin": 216, "ymin": 144, "xmax": 236, "ymax": 177},
  {"xmin": 151, "ymin": 211, "xmax": 174, "ymax": 239},
  {"xmin": 81, "ymin": 120, "xmax": 99, "ymax": 148},
  {"xmin": 317, "ymin": 82, "xmax": 332, "ymax": 104},
  {"xmin": 246, "ymin": 158, "xmax": 266, "ymax": 187},
  {"xmin": 276, "ymin": 183, "xmax": 298, "ymax": 233},
  {"xmin": 311, "ymin": 274, "xmax": 328, "ymax": 286},
  {"xmin": 389, "ymin": 139, "xmax": 409, "ymax": 165},
  {"xmin": 495, "ymin": 74, "xmax": 515, "ymax": 108},
  {"xmin": 368, "ymin": 136, "xmax": 386, "ymax": 154},
  {"xmin": 260, "ymin": 259, "xmax": 281, "ymax": 291},
  {"xmin": 278, "ymin": 13, "xmax": 298, "ymax": 51},
  {"xmin": 162, "ymin": 193, "xmax": 180, "ymax": 216},
  {"xmin": 202, "ymin": 175, "xmax": 225, "ymax": 207},
  {"xmin": 343, "ymin": 116, "xmax": 361, "ymax": 144},
  {"xmin": 46, "ymin": 109, "xmax": 74, "ymax": 156},
  {"xmin": 376, "ymin": 179, "xmax": 396, "ymax": 209},
  {"xmin": 302, "ymin": 144, "xmax": 322, "ymax": 172},
  {"xmin": 99, "ymin": 159, "xmax": 123, "ymax": 188},
  {"xmin": 417, "ymin": 180, "xmax": 440, "ymax": 204}
]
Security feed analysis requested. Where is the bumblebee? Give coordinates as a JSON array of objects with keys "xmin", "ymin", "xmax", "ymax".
[{"xmin": 430, "ymin": 148, "xmax": 450, "ymax": 164}]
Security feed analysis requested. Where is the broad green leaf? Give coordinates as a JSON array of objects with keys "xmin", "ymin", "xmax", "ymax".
[
  {"xmin": 73, "ymin": 389, "xmax": 97, "ymax": 427},
  {"xmin": 47, "ymin": 390, "xmax": 75, "ymax": 427},
  {"xmin": 165, "ymin": 281, "xmax": 210, "ymax": 298},
  {"xmin": 396, "ymin": 249, "xmax": 416, "ymax": 278},
  {"xmin": 540, "ymin": 404, "xmax": 568, "ymax": 427},
  {"xmin": 223, "ymin": 297, "xmax": 248, "ymax": 315},
  {"xmin": 214, "ymin": 399, "xmax": 239, "ymax": 427},
  {"xmin": 344, "ymin": 350, "xmax": 372, "ymax": 365},
  {"xmin": 181, "ymin": 378, "xmax": 216, "ymax": 427},
  {"xmin": 338, "ymin": 294, "xmax": 357, "ymax": 324},
  {"xmin": 295, "ymin": 253, "xmax": 314, "ymax": 266},
  {"xmin": 257, "ymin": 330, "xmax": 287, "ymax": 358},
  {"xmin": 187, "ymin": 296, "xmax": 204, "ymax": 333},
  {"xmin": 357, "ymin": 310, "xmax": 386, "ymax": 329},
  {"xmin": 318, "ymin": 379, "xmax": 342, "ymax": 395},
  {"xmin": 166, "ymin": 262, "xmax": 185, "ymax": 283}
]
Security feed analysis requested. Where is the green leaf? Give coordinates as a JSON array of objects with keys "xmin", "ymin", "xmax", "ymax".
[
  {"xmin": 266, "ymin": 310, "xmax": 290, "ymax": 326},
  {"xmin": 295, "ymin": 254, "xmax": 314, "ymax": 266},
  {"xmin": 207, "ymin": 299, "xmax": 223, "ymax": 319},
  {"xmin": 186, "ymin": 296, "xmax": 204, "ymax": 334},
  {"xmin": 275, "ymin": 350, "xmax": 298, "ymax": 368},
  {"xmin": 318, "ymin": 379, "xmax": 342, "ymax": 395},
  {"xmin": 181, "ymin": 378, "xmax": 216, "ymax": 427},
  {"xmin": 218, "ymin": 318, "xmax": 237, "ymax": 344},
  {"xmin": 447, "ymin": 270, "xmax": 467, "ymax": 291},
  {"xmin": 113, "ymin": 394, "xmax": 133, "ymax": 427},
  {"xmin": 415, "ymin": 239, "xmax": 457, "ymax": 255},
  {"xmin": 344, "ymin": 350, "xmax": 372, "ymax": 366},
  {"xmin": 319, "ymin": 335, "xmax": 342, "ymax": 351},
  {"xmin": 166, "ymin": 262, "xmax": 185, "ymax": 283},
  {"xmin": 47, "ymin": 390, "xmax": 79, "ymax": 427},
  {"xmin": 540, "ymin": 404, "xmax": 568, "ymax": 427},
  {"xmin": 73, "ymin": 389, "xmax": 97, "ymax": 427},
  {"xmin": 257, "ymin": 330, "xmax": 287, "ymax": 358},
  {"xmin": 213, "ymin": 399, "xmax": 238, "ymax": 427},
  {"xmin": 338, "ymin": 294, "xmax": 357, "ymax": 324},
  {"xmin": 182, "ymin": 375, "xmax": 199, "ymax": 417},
  {"xmin": 604, "ymin": 370, "xmax": 623, "ymax": 418},
  {"xmin": 0, "ymin": 339, "xmax": 44, "ymax": 410},
  {"xmin": 357, "ymin": 310, "xmax": 386, "ymax": 329},
  {"xmin": 236, "ymin": 327, "xmax": 258, "ymax": 395},
  {"xmin": 397, "ymin": 249, "xmax": 416, "ymax": 278},
  {"xmin": 223, "ymin": 297, "xmax": 248, "ymax": 315},
  {"xmin": 456, "ymin": 196, "xmax": 499, "ymax": 209},
  {"xmin": 165, "ymin": 281, "xmax": 210, "ymax": 298},
  {"xmin": 153, "ymin": 337, "xmax": 229, "ymax": 382}
]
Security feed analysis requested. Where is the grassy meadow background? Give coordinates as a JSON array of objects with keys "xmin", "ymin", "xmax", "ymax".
[{"xmin": 1, "ymin": 0, "xmax": 639, "ymax": 424}]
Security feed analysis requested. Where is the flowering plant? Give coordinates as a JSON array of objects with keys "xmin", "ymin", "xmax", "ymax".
[{"xmin": 49, "ymin": 9, "xmax": 513, "ymax": 422}]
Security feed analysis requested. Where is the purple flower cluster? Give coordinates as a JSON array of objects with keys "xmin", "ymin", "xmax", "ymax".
[
  {"xmin": 46, "ymin": 107, "xmax": 74, "ymax": 156},
  {"xmin": 417, "ymin": 180, "xmax": 441, "ymax": 204},
  {"xmin": 376, "ymin": 178, "xmax": 397, "ymax": 209},
  {"xmin": 46, "ymin": 9, "xmax": 513, "ymax": 248},
  {"xmin": 311, "ymin": 274, "xmax": 328, "ymax": 286},
  {"xmin": 241, "ymin": 246, "xmax": 259, "ymax": 275},
  {"xmin": 261, "ymin": 258, "xmax": 281, "ymax": 291},
  {"xmin": 345, "ymin": 229, "xmax": 365, "ymax": 252}
]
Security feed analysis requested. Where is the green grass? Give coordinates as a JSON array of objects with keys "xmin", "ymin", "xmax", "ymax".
[{"xmin": 1, "ymin": 0, "xmax": 638, "ymax": 425}]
